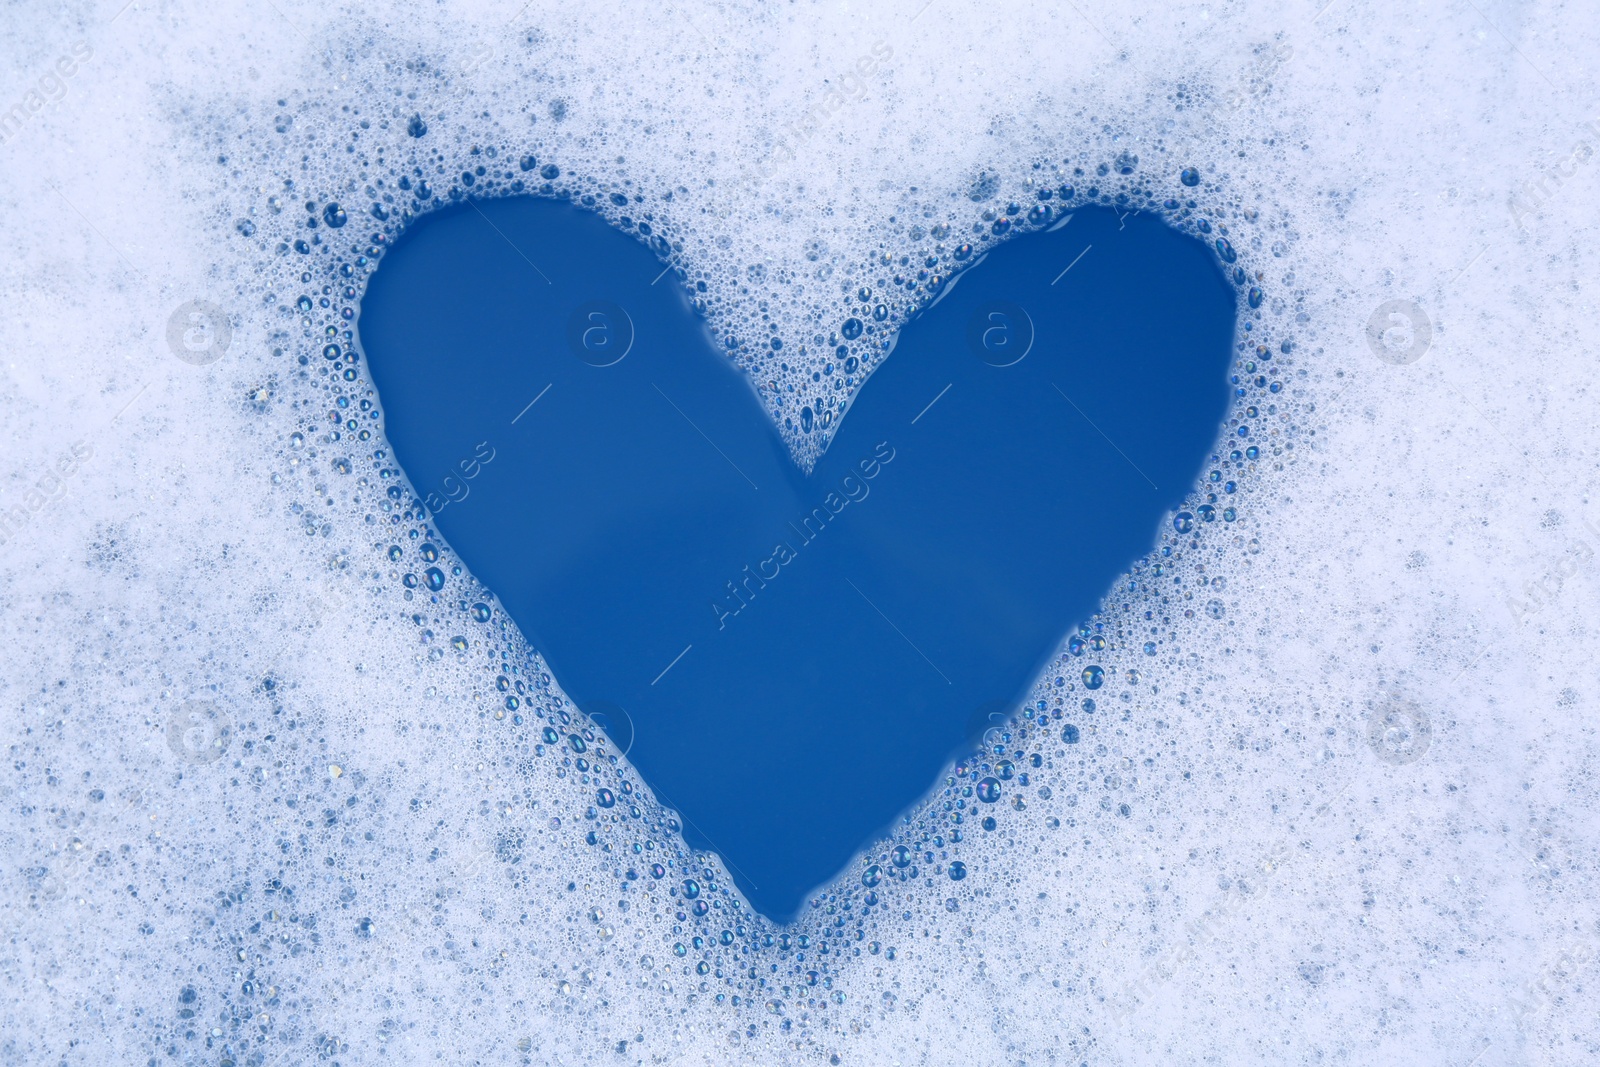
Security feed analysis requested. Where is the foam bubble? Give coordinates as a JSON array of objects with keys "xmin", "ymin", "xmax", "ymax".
[{"xmin": 3, "ymin": 0, "xmax": 1597, "ymax": 1064}]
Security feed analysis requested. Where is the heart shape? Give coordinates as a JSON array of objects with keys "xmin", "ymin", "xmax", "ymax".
[{"xmin": 360, "ymin": 196, "xmax": 1234, "ymax": 919}]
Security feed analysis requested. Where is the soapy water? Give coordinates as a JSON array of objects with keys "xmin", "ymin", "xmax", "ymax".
[
  {"xmin": 356, "ymin": 194, "xmax": 1239, "ymax": 920},
  {"xmin": 2, "ymin": 1, "xmax": 1597, "ymax": 1065}
]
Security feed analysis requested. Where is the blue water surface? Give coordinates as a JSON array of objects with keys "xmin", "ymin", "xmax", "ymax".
[{"xmin": 360, "ymin": 197, "xmax": 1235, "ymax": 919}]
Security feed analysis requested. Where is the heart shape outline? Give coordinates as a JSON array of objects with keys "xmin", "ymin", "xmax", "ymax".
[{"xmin": 360, "ymin": 196, "xmax": 1235, "ymax": 919}]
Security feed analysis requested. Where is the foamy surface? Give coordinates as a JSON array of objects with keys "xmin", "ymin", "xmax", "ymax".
[{"xmin": 2, "ymin": 0, "xmax": 1597, "ymax": 1063}]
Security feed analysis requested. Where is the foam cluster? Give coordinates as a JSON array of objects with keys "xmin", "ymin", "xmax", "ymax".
[{"xmin": 2, "ymin": 0, "xmax": 1596, "ymax": 1065}]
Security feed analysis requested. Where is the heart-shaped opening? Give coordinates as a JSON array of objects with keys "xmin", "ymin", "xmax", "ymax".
[{"xmin": 360, "ymin": 195, "xmax": 1235, "ymax": 920}]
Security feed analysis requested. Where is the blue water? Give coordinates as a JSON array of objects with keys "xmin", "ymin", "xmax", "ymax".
[{"xmin": 360, "ymin": 197, "xmax": 1235, "ymax": 920}]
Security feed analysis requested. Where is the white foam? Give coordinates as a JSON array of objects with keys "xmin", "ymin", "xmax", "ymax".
[{"xmin": 3, "ymin": 0, "xmax": 1598, "ymax": 1063}]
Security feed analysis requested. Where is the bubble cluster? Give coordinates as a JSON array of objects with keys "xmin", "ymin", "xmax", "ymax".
[{"xmin": 6, "ymin": 1, "xmax": 1593, "ymax": 1065}]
